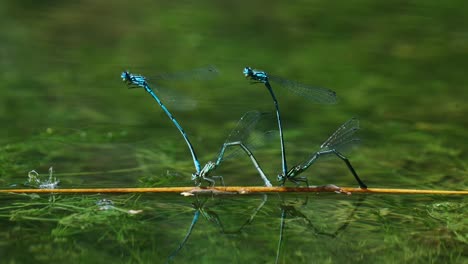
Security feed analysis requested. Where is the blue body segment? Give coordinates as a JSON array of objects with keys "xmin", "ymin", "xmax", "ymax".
[
  {"xmin": 121, "ymin": 71, "xmax": 202, "ymax": 173},
  {"xmin": 243, "ymin": 67, "xmax": 289, "ymax": 178}
]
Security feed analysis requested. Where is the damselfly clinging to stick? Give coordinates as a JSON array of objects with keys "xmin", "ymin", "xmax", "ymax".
[{"xmin": 122, "ymin": 69, "xmax": 271, "ymax": 186}]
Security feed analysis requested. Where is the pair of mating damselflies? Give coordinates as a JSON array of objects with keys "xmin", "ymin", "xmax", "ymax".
[
  {"xmin": 243, "ymin": 67, "xmax": 367, "ymax": 188},
  {"xmin": 121, "ymin": 68, "xmax": 272, "ymax": 187},
  {"xmin": 121, "ymin": 66, "xmax": 368, "ymax": 188}
]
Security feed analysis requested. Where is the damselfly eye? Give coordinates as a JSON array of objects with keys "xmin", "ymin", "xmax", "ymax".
[{"xmin": 243, "ymin": 67, "xmax": 252, "ymax": 76}]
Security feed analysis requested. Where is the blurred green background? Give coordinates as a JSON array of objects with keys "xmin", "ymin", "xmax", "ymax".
[
  {"xmin": 1, "ymin": 0, "xmax": 466, "ymax": 188},
  {"xmin": 0, "ymin": 1, "xmax": 467, "ymax": 263}
]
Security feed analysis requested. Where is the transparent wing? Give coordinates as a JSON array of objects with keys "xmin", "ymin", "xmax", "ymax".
[
  {"xmin": 320, "ymin": 118, "xmax": 360, "ymax": 151},
  {"xmin": 223, "ymin": 111, "xmax": 262, "ymax": 143},
  {"xmin": 223, "ymin": 130, "xmax": 278, "ymax": 161},
  {"xmin": 124, "ymin": 66, "xmax": 218, "ymax": 110},
  {"xmin": 214, "ymin": 111, "xmax": 273, "ymax": 160},
  {"xmin": 148, "ymin": 65, "xmax": 219, "ymax": 82},
  {"xmin": 123, "ymin": 72, "xmax": 198, "ymax": 111},
  {"xmin": 296, "ymin": 118, "xmax": 360, "ymax": 167},
  {"xmin": 155, "ymin": 87, "xmax": 198, "ymax": 111},
  {"xmin": 269, "ymin": 75, "xmax": 337, "ymax": 104}
]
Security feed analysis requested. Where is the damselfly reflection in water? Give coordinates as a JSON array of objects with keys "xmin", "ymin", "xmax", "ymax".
[
  {"xmin": 166, "ymin": 194, "xmax": 268, "ymax": 264},
  {"xmin": 243, "ymin": 67, "xmax": 338, "ymax": 180},
  {"xmin": 244, "ymin": 67, "xmax": 366, "ymax": 188},
  {"xmin": 275, "ymin": 194, "xmax": 366, "ymax": 264},
  {"xmin": 122, "ymin": 68, "xmax": 272, "ymax": 186},
  {"xmin": 166, "ymin": 193, "xmax": 364, "ymax": 264}
]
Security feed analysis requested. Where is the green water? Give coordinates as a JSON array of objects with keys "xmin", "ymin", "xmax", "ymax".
[{"xmin": 1, "ymin": 1, "xmax": 467, "ymax": 263}]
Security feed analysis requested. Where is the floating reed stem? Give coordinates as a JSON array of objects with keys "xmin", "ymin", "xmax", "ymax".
[{"xmin": 0, "ymin": 186, "xmax": 467, "ymax": 195}]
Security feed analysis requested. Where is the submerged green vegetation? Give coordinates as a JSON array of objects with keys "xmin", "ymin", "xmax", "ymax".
[
  {"xmin": 0, "ymin": 193, "xmax": 466, "ymax": 263},
  {"xmin": 0, "ymin": 0, "xmax": 467, "ymax": 263}
]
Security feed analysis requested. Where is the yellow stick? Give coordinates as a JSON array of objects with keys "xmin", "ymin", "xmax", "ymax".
[{"xmin": 0, "ymin": 186, "xmax": 467, "ymax": 195}]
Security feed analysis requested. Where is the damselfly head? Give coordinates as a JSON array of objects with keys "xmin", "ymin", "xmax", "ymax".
[
  {"xmin": 244, "ymin": 67, "xmax": 268, "ymax": 83},
  {"xmin": 121, "ymin": 71, "xmax": 131, "ymax": 82},
  {"xmin": 121, "ymin": 71, "xmax": 147, "ymax": 89},
  {"xmin": 243, "ymin": 67, "xmax": 253, "ymax": 77},
  {"xmin": 121, "ymin": 71, "xmax": 138, "ymax": 88}
]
